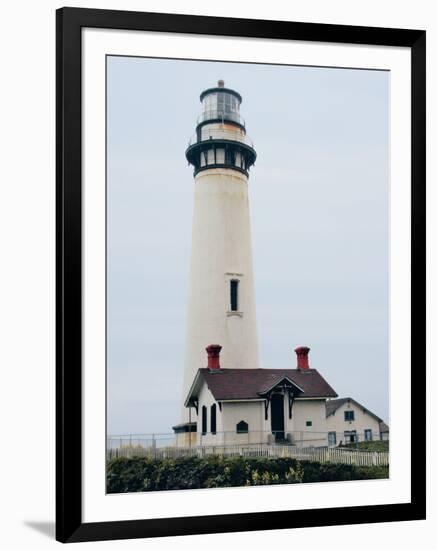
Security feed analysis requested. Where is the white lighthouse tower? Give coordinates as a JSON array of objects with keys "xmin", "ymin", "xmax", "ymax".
[{"xmin": 180, "ymin": 80, "xmax": 259, "ymax": 422}]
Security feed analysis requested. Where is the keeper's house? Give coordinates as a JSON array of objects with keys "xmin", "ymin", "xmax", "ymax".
[
  {"xmin": 325, "ymin": 397, "xmax": 390, "ymax": 446},
  {"xmin": 174, "ymin": 345, "xmax": 338, "ymax": 447}
]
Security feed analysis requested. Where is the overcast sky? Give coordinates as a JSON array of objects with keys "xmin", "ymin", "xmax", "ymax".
[{"xmin": 106, "ymin": 55, "xmax": 389, "ymax": 436}]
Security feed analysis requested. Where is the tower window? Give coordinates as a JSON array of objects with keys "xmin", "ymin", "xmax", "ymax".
[
  {"xmin": 201, "ymin": 405, "xmax": 207, "ymax": 435},
  {"xmin": 230, "ymin": 280, "xmax": 239, "ymax": 311},
  {"xmin": 211, "ymin": 404, "xmax": 217, "ymax": 434}
]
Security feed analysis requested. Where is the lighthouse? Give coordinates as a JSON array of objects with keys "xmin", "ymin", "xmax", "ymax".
[
  {"xmin": 180, "ymin": 80, "xmax": 259, "ymax": 422},
  {"xmin": 170, "ymin": 82, "xmax": 382, "ymax": 452}
]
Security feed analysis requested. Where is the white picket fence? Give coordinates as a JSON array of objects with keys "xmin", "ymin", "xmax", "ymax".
[
  {"xmin": 107, "ymin": 443, "xmax": 389, "ymax": 467},
  {"xmin": 281, "ymin": 445, "xmax": 389, "ymax": 466}
]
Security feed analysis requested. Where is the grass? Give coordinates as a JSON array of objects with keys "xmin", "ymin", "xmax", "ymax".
[{"xmin": 342, "ymin": 440, "xmax": 389, "ymax": 452}]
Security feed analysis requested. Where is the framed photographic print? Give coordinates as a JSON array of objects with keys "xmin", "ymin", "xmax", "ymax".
[{"xmin": 56, "ymin": 7, "xmax": 426, "ymax": 543}]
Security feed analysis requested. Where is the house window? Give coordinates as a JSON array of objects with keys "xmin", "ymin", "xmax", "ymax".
[
  {"xmin": 236, "ymin": 420, "xmax": 248, "ymax": 434},
  {"xmin": 230, "ymin": 280, "xmax": 239, "ymax": 311},
  {"xmin": 364, "ymin": 429, "xmax": 373, "ymax": 441},
  {"xmin": 211, "ymin": 404, "xmax": 217, "ymax": 434},
  {"xmin": 344, "ymin": 430, "xmax": 358, "ymax": 444},
  {"xmin": 306, "ymin": 421, "xmax": 312, "ymax": 427},
  {"xmin": 201, "ymin": 405, "xmax": 207, "ymax": 435},
  {"xmin": 328, "ymin": 432, "xmax": 337, "ymax": 446},
  {"xmin": 344, "ymin": 410, "xmax": 355, "ymax": 422}
]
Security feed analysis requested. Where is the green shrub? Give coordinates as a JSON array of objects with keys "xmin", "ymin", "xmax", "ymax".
[{"xmin": 106, "ymin": 455, "xmax": 388, "ymax": 493}]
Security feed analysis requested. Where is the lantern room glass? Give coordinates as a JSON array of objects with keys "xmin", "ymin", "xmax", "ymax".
[{"xmin": 199, "ymin": 91, "xmax": 242, "ymax": 125}]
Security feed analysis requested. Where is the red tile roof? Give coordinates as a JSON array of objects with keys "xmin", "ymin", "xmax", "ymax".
[{"xmin": 195, "ymin": 368, "xmax": 337, "ymax": 401}]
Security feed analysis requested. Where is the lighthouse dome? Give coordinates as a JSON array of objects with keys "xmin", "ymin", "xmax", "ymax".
[{"xmin": 198, "ymin": 80, "xmax": 244, "ymax": 127}]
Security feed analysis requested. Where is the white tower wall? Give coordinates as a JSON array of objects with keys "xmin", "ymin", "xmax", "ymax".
[{"xmin": 181, "ymin": 167, "xmax": 259, "ymax": 418}]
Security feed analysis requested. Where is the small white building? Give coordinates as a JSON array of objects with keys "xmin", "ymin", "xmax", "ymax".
[
  {"xmin": 325, "ymin": 397, "xmax": 389, "ymax": 446},
  {"xmin": 174, "ymin": 345, "xmax": 338, "ymax": 447}
]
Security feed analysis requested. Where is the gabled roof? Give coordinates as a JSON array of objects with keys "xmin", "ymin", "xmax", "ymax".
[
  {"xmin": 326, "ymin": 397, "xmax": 350, "ymax": 417},
  {"xmin": 325, "ymin": 397, "xmax": 384, "ymax": 423},
  {"xmin": 185, "ymin": 368, "xmax": 337, "ymax": 406},
  {"xmin": 379, "ymin": 421, "xmax": 390, "ymax": 432},
  {"xmin": 257, "ymin": 375, "xmax": 305, "ymax": 395}
]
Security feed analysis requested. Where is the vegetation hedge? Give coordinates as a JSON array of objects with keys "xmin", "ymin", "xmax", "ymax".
[{"xmin": 106, "ymin": 455, "xmax": 388, "ymax": 493}]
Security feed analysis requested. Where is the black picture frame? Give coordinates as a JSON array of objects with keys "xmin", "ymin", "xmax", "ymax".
[{"xmin": 56, "ymin": 7, "xmax": 426, "ymax": 543}]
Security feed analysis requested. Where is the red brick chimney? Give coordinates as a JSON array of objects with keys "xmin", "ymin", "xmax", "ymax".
[
  {"xmin": 206, "ymin": 344, "xmax": 222, "ymax": 370},
  {"xmin": 295, "ymin": 346, "xmax": 310, "ymax": 370}
]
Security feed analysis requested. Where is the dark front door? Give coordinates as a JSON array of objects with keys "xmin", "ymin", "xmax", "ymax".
[{"xmin": 271, "ymin": 394, "xmax": 285, "ymax": 441}]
